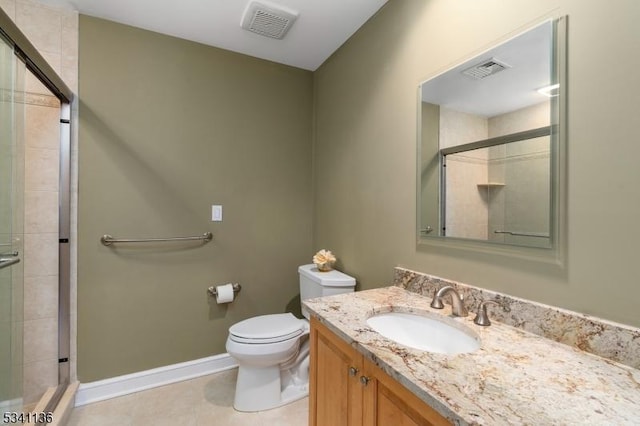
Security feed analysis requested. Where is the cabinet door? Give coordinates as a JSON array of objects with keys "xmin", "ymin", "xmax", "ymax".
[
  {"xmin": 362, "ymin": 360, "xmax": 451, "ymax": 426},
  {"xmin": 310, "ymin": 317, "xmax": 363, "ymax": 426}
]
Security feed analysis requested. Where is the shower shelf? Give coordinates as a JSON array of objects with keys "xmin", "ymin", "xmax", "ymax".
[{"xmin": 477, "ymin": 183, "xmax": 505, "ymax": 187}]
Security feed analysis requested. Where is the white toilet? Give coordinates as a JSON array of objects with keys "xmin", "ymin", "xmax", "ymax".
[{"xmin": 225, "ymin": 264, "xmax": 356, "ymax": 412}]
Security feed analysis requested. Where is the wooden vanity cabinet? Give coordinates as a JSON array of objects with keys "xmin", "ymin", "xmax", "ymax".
[
  {"xmin": 309, "ymin": 316, "xmax": 364, "ymax": 426},
  {"xmin": 309, "ymin": 317, "xmax": 451, "ymax": 426}
]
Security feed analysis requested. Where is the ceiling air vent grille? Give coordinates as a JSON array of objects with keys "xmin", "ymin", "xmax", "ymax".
[
  {"xmin": 462, "ymin": 58, "xmax": 511, "ymax": 80},
  {"xmin": 241, "ymin": 1, "xmax": 298, "ymax": 40}
]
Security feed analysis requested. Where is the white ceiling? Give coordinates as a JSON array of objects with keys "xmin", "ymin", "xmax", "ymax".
[
  {"xmin": 36, "ymin": 0, "xmax": 389, "ymax": 71},
  {"xmin": 421, "ymin": 21, "xmax": 553, "ymax": 118}
]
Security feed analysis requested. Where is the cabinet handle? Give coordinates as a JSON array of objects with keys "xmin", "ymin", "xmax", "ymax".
[
  {"xmin": 349, "ymin": 366, "xmax": 359, "ymax": 376},
  {"xmin": 360, "ymin": 376, "xmax": 370, "ymax": 386}
]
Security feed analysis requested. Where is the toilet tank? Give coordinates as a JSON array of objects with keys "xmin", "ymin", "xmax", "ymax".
[{"xmin": 299, "ymin": 264, "xmax": 356, "ymax": 320}]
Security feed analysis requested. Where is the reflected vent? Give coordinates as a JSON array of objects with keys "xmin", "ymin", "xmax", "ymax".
[
  {"xmin": 462, "ymin": 58, "xmax": 511, "ymax": 80},
  {"xmin": 241, "ymin": 1, "xmax": 298, "ymax": 40}
]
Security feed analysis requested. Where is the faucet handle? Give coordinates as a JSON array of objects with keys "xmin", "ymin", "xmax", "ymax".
[
  {"xmin": 473, "ymin": 300, "xmax": 499, "ymax": 326},
  {"xmin": 430, "ymin": 288, "xmax": 445, "ymax": 309}
]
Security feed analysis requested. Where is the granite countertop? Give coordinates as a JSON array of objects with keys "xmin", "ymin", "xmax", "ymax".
[{"xmin": 303, "ymin": 286, "xmax": 640, "ymax": 425}]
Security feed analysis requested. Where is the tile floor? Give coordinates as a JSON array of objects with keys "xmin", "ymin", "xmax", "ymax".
[{"xmin": 67, "ymin": 369, "xmax": 308, "ymax": 426}]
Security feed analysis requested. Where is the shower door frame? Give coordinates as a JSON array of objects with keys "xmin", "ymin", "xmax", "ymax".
[{"xmin": 0, "ymin": 7, "xmax": 73, "ymax": 411}]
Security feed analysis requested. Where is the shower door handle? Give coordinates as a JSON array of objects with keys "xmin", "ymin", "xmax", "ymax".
[{"xmin": 0, "ymin": 256, "xmax": 20, "ymax": 269}]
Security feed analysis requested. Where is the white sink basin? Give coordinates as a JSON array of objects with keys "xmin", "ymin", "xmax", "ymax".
[{"xmin": 366, "ymin": 312, "xmax": 480, "ymax": 354}]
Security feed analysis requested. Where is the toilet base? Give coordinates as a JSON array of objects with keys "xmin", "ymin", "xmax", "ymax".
[{"xmin": 233, "ymin": 364, "xmax": 308, "ymax": 412}]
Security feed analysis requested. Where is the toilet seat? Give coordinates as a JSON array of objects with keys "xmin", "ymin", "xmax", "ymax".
[{"xmin": 229, "ymin": 313, "xmax": 306, "ymax": 344}]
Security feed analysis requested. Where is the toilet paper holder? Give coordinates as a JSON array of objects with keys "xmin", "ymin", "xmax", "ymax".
[{"xmin": 207, "ymin": 283, "xmax": 242, "ymax": 297}]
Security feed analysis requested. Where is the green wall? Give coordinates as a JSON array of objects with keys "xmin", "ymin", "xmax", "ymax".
[
  {"xmin": 79, "ymin": 0, "xmax": 640, "ymax": 382},
  {"xmin": 78, "ymin": 16, "xmax": 313, "ymax": 381},
  {"xmin": 313, "ymin": 0, "xmax": 640, "ymax": 327}
]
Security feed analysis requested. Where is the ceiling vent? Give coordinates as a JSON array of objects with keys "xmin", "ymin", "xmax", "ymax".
[
  {"xmin": 241, "ymin": 1, "xmax": 299, "ymax": 40},
  {"xmin": 462, "ymin": 58, "xmax": 511, "ymax": 80}
]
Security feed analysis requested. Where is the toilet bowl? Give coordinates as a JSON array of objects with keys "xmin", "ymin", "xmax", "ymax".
[
  {"xmin": 226, "ymin": 313, "xmax": 310, "ymax": 412},
  {"xmin": 226, "ymin": 264, "xmax": 356, "ymax": 412}
]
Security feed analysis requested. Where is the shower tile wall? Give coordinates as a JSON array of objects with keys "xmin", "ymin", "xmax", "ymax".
[
  {"xmin": 439, "ymin": 108, "xmax": 488, "ymax": 239},
  {"xmin": 438, "ymin": 103, "xmax": 551, "ymax": 241},
  {"xmin": 0, "ymin": 0, "xmax": 78, "ymax": 405},
  {"xmin": 487, "ymin": 102, "xmax": 550, "ymax": 246},
  {"xmin": 22, "ymin": 92, "xmax": 59, "ymax": 405}
]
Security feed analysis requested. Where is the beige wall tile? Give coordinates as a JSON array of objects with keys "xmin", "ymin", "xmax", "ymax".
[
  {"xmin": 61, "ymin": 9, "xmax": 77, "ymax": 29},
  {"xmin": 62, "ymin": 24, "xmax": 78, "ymax": 70},
  {"xmin": 26, "ymin": 52, "xmax": 60, "ymax": 94},
  {"xmin": 25, "ymin": 147, "xmax": 59, "ymax": 192},
  {"xmin": 61, "ymin": 66, "xmax": 77, "ymax": 93},
  {"xmin": 25, "ymin": 103, "xmax": 60, "ymax": 149},
  {"xmin": 39, "ymin": 49, "xmax": 61, "ymax": 74},
  {"xmin": 0, "ymin": 0, "xmax": 16, "ymax": 19},
  {"xmin": 69, "ymin": 309, "xmax": 76, "ymax": 382},
  {"xmin": 15, "ymin": 0, "xmax": 62, "ymax": 55},
  {"xmin": 23, "ymin": 317, "xmax": 57, "ymax": 363},
  {"xmin": 11, "ymin": 268, "xmax": 24, "ymax": 323},
  {"xmin": 23, "ymin": 233, "xmax": 58, "ymax": 277},
  {"xmin": 23, "ymin": 357, "xmax": 58, "ymax": 404},
  {"xmin": 24, "ymin": 275, "xmax": 58, "ymax": 321},
  {"xmin": 25, "ymin": 72, "xmax": 49, "ymax": 95},
  {"xmin": 25, "ymin": 190, "xmax": 59, "ymax": 234}
]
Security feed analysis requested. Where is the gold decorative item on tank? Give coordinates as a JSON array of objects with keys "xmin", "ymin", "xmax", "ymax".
[{"xmin": 313, "ymin": 249, "xmax": 336, "ymax": 272}]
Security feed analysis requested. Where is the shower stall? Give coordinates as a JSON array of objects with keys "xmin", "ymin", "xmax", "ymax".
[
  {"xmin": 1, "ymin": 6, "xmax": 73, "ymax": 416},
  {"xmin": 0, "ymin": 26, "xmax": 25, "ymax": 414}
]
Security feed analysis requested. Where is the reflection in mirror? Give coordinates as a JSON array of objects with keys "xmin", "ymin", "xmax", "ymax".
[
  {"xmin": 418, "ymin": 17, "xmax": 565, "ymax": 254},
  {"xmin": 443, "ymin": 132, "xmax": 550, "ymax": 248}
]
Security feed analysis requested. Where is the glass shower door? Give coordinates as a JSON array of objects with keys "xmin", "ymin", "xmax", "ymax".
[{"xmin": 0, "ymin": 33, "xmax": 25, "ymax": 414}]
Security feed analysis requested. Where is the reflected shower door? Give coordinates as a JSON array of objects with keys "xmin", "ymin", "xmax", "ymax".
[{"xmin": 0, "ymin": 33, "xmax": 25, "ymax": 413}]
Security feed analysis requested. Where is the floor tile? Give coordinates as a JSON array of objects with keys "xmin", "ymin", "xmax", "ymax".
[{"xmin": 67, "ymin": 369, "xmax": 309, "ymax": 426}]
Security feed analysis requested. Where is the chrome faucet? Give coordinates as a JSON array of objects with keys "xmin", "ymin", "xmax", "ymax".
[{"xmin": 430, "ymin": 286, "xmax": 468, "ymax": 317}]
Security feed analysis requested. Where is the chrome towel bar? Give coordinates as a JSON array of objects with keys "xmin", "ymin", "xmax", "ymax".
[
  {"xmin": 494, "ymin": 230, "xmax": 549, "ymax": 238},
  {"xmin": 0, "ymin": 256, "xmax": 20, "ymax": 270},
  {"xmin": 101, "ymin": 232, "xmax": 213, "ymax": 246}
]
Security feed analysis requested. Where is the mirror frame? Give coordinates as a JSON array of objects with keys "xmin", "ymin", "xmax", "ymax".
[{"xmin": 416, "ymin": 16, "xmax": 567, "ymax": 265}]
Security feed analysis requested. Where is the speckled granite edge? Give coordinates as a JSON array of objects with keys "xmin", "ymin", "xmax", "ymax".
[{"xmin": 393, "ymin": 267, "xmax": 640, "ymax": 369}]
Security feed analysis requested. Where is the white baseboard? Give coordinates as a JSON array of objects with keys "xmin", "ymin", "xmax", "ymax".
[{"xmin": 75, "ymin": 353, "xmax": 237, "ymax": 407}]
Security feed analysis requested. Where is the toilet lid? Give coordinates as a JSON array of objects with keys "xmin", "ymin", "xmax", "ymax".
[{"xmin": 229, "ymin": 313, "xmax": 305, "ymax": 344}]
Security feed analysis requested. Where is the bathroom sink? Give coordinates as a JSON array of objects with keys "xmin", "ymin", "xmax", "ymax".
[{"xmin": 366, "ymin": 312, "xmax": 480, "ymax": 354}]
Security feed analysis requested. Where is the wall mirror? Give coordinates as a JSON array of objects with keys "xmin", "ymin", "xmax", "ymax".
[{"xmin": 417, "ymin": 17, "xmax": 566, "ymax": 260}]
